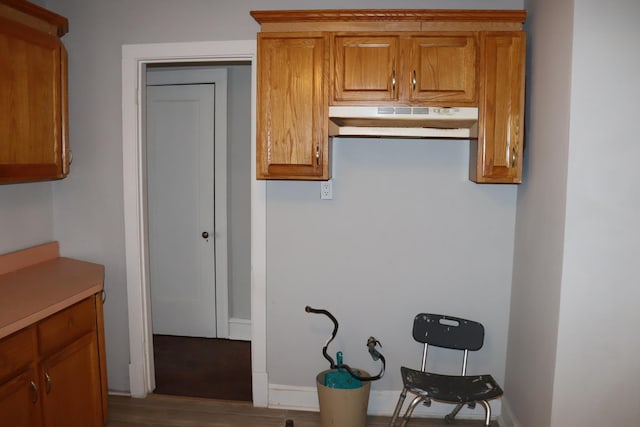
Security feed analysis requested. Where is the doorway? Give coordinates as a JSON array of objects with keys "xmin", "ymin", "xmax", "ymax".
[
  {"xmin": 144, "ymin": 63, "xmax": 252, "ymax": 400},
  {"xmin": 121, "ymin": 41, "xmax": 267, "ymax": 405},
  {"xmin": 145, "ymin": 66, "xmax": 228, "ymax": 339},
  {"xmin": 144, "ymin": 64, "xmax": 252, "ymax": 400}
]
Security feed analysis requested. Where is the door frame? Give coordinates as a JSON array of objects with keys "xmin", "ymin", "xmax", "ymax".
[
  {"xmin": 146, "ymin": 67, "xmax": 229, "ymax": 339},
  {"xmin": 121, "ymin": 40, "xmax": 268, "ymax": 405}
]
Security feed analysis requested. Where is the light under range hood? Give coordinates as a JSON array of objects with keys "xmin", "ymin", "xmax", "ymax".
[{"xmin": 328, "ymin": 106, "xmax": 478, "ymax": 139}]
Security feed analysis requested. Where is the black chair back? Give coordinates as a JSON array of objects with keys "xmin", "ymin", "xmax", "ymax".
[{"xmin": 412, "ymin": 313, "xmax": 484, "ymax": 351}]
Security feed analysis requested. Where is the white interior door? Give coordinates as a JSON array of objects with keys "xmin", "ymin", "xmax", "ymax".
[{"xmin": 146, "ymin": 84, "xmax": 216, "ymax": 338}]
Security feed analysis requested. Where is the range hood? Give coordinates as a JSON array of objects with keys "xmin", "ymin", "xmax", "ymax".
[{"xmin": 328, "ymin": 106, "xmax": 478, "ymax": 139}]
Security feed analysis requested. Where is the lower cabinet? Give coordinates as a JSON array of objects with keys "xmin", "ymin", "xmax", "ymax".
[
  {"xmin": 40, "ymin": 333, "xmax": 103, "ymax": 427},
  {"xmin": 0, "ymin": 295, "xmax": 107, "ymax": 427},
  {"xmin": 0, "ymin": 367, "xmax": 41, "ymax": 427}
]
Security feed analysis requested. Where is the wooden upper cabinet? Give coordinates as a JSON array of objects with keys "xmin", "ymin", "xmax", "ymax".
[
  {"xmin": 0, "ymin": 0, "xmax": 69, "ymax": 184},
  {"xmin": 256, "ymin": 32, "xmax": 329, "ymax": 180},
  {"xmin": 332, "ymin": 33, "xmax": 477, "ymax": 106},
  {"xmin": 402, "ymin": 34, "xmax": 477, "ymax": 104},
  {"xmin": 333, "ymin": 35, "xmax": 399, "ymax": 102},
  {"xmin": 252, "ymin": 10, "xmax": 526, "ymax": 183},
  {"xmin": 471, "ymin": 31, "xmax": 526, "ymax": 183}
]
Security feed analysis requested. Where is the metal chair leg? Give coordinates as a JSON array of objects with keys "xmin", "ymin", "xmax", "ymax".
[
  {"xmin": 399, "ymin": 395, "xmax": 425, "ymax": 427},
  {"xmin": 444, "ymin": 403, "xmax": 464, "ymax": 424},
  {"xmin": 389, "ymin": 388, "xmax": 408, "ymax": 426},
  {"xmin": 479, "ymin": 400, "xmax": 492, "ymax": 427}
]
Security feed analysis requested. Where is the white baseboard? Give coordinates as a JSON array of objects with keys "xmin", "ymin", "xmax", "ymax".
[
  {"xmin": 498, "ymin": 397, "xmax": 520, "ymax": 427},
  {"xmin": 108, "ymin": 391, "xmax": 132, "ymax": 397},
  {"xmin": 229, "ymin": 317, "xmax": 251, "ymax": 341},
  {"xmin": 268, "ymin": 383, "xmax": 501, "ymax": 420}
]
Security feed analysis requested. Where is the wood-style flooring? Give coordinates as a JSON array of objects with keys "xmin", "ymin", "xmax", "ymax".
[
  {"xmin": 107, "ymin": 394, "xmax": 489, "ymax": 427},
  {"xmin": 153, "ymin": 335, "xmax": 252, "ymax": 401}
]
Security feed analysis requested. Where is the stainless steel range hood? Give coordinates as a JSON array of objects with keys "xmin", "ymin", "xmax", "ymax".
[{"xmin": 328, "ymin": 106, "xmax": 478, "ymax": 139}]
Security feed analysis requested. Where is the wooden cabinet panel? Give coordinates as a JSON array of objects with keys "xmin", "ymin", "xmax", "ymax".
[
  {"xmin": 0, "ymin": 3, "xmax": 69, "ymax": 184},
  {"xmin": 332, "ymin": 33, "xmax": 477, "ymax": 106},
  {"xmin": 0, "ymin": 369, "xmax": 42, "ymax": 427},
  {"xmin": 472, "ymin": 32, "xmax": 525, "ymax": 183},
  {"xmin": 37, "ymin": 298, "xmax": 95, "ymax": 357},
  {"xmin": 40, "ymin": 333, "xmax": 102, "ymax": 427},
  {"xmin": 333, "ymin": 35, "xmax": 399, "ymax": 102},
  {"xmin": 402, "ymin": 34, "xmax": 477, "ymax": 104},
  {"xmin": 0, "ymin": 327, "xmax": 34, "ymax": 380},
  {"xmin": 0, "ymin": 328, "xmax": 40, "ymax": 427},
  {"xmin": 257, "ymin": 32, "xmax": 329, "ymax": 180}
]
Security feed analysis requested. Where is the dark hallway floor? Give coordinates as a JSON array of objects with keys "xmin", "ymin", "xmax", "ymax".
[{"xmin": 153, "ymin": 334, "xmax": 252, "ymax": 401}]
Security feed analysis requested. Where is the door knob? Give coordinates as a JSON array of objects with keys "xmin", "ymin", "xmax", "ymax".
[{"xmin": 202, "ymin": 231, "xmax": 209, "ymax": 239}]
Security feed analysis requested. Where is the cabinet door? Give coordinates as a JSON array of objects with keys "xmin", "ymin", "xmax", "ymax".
[
  {"xmin": 0, "ymin": 327, "xmax": 40, "ymax": 427},
  {"xmin": 40, "ymin": 333, "xmax": 103, "ymax": 427},
  {"xmin": 402, "ymin": 34, "xmax": 477, "ymax": 104},
  {"xmin": 0, "ymin": 17, "xmax": 69, "ymax": 184},
  {"xmin": 257, "ymin": 32, "xmax": 329, "ymax": 180},
  {"xmin": 332, "ymin": 34, "xmax": 399, "ymax": 103},
  {"xmin": 472, "ymin": 32, "xmax": 526, "ymax": 183},
  {"xmin": 0, "ymin": 370, "xmax": 41, "ymax": 427}
]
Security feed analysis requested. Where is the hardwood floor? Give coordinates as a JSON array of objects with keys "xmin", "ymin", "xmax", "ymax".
[
  {"xmin": 153, "ymin": 335, "xmax": 252, "ymax": 401},
  {"xmin": 107, "ymin": 394, "xmax": 490, "ymax": 427}
]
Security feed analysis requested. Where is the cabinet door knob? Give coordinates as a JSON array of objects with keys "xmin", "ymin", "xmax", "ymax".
[
  {"xmin": 30, "ymin": 381, "xmax": 39, "ymax": 403},
  {"xmin": 511, "ymin": 147, "xmax": 518, "ymax": 167},
  {"xmin": 202, "ymin": 231, "xmax": 209, "ymax": 239}
]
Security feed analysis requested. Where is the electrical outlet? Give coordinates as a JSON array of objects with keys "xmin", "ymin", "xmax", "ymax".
[{"xmin": 320, "ymin": 180, "xmax": 333, "ymax": 200}]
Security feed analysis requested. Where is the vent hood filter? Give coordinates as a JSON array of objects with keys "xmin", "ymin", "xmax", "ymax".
[{"xmin": 328, "ymin": 106, "xmax": 478, "ymax": 139}]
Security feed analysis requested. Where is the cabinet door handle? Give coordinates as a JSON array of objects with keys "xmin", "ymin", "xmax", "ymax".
[
  {"xmin": 412, "ymin": 70, "xmax": 417, "ymax": 91},
  {"xmin": 315, "ymin": 145, "xmax": 320, "ymax": 166},
  {"xmin": 512, "ymin": 147, "xmax": 518, "ymax": 167},
  {"xmin": 30, "ymin": 381, "xmax": 39, "ymax": 403},
  {"xmin": 45, "ymin": 372, "xmax": 52, "ymax": 394},
  {"xmin": 391, "ymin": 69, "xmax": 396, "ymax": 93}
]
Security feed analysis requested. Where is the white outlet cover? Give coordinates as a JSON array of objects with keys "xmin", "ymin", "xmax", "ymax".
[{"xmin": 320, "ymin": 180, "xmax": 333, "ymax": 200}]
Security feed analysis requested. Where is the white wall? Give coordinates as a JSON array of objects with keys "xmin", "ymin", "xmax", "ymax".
[
  {"xmin": 551, "ymin": 0, "xmax": 640, "ymax": 425},
  {"xmin": 0, "ymin": 183, "xmax": 54, "ymax": 254},
  {"xmin": 44, "ymin": 0, "xmax": 523, "ymax": 413},
  {"xmin": 504, "ymin": 0, "xmax": 574, "ymax": 424},
  {"xmin": 507, "ymin": 0, "xmax": 640, "ymax": 426},
  {"xmin": 268, "ymin": 139, "xmax": 517, "ymax": 393}
]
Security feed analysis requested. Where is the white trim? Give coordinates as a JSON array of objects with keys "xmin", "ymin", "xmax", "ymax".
[
  {"xmin": 497, "ymin": 397, "xmax": 521, "ymax": 427},
  {"xmin": 121, "ymin": 40, "xmax": 266, "ymax": 404},
  {"xmin": 249, "ymin": 54, "xmax": 268, "ymax": 407},
  {"xmin": 267, "ymin": 386, "xmax": 500, "ymax": 420},
  {"xmin": 229, "ymin": 318, "xmax": 252, "ymax": 341}
]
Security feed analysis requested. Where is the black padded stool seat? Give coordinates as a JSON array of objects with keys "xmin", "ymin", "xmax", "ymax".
[{"xmin": 401, "ymin": 367, "xmax": 503, "ymax": 403}]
